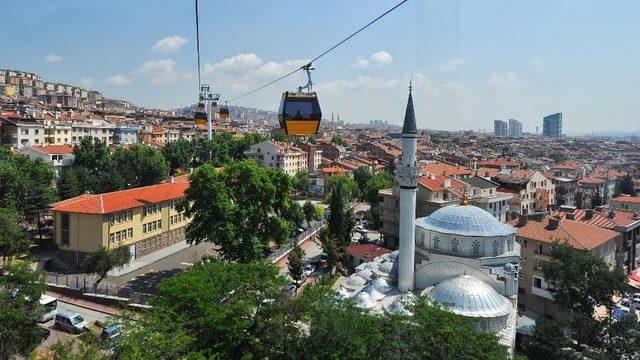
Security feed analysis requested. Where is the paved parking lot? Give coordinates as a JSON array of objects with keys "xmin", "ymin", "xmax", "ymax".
[{"xmin": 36, "ymin": 300, "xmax": 111, "ymax": 351}]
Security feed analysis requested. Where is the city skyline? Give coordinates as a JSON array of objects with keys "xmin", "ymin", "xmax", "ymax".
[{"xmin": 1, "ymin": 0, "xmax": 639, "ymax": 133}]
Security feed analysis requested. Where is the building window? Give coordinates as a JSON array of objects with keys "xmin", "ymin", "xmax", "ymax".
[
  {"xmin": 507, "ymin": 238, "xmax": 514, "ymax": 252},
  {"xmin": 533, "ymin": 277, "xmax": 542, "ymax": 289},
  {"xmin": 472, "ymin": 240, "xmax": 480, "ymax": 255},
  {"xmin": 433, "ymin": 236, "xmax": 440, "ymax": 250},
  {"xmin": 451, "ymin": 238, "xmax": 459, "ymax": 253},
  {"xmin": 492, "ymin": 240, "xmax": 500, "ymax": 256},
  {"xmin": 61, "ymin": 213, "xmax": 70, "ymax": 246},
  {"xmin": 537, "ymin": 244, "xmax": 544, "ymax": 255}
]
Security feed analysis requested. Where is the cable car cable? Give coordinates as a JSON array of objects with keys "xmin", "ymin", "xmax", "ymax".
[
  {"xmin": 227, "ymin": 0, "xmax": 408, "ymax": 103},
  {"xmin": 195, "ymin": 0, "xmax": 202, "ymax": 91}
]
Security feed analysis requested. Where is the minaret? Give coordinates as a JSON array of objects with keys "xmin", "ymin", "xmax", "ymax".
[{"xmin": 396, "ymin": 81, "xmax": 420, "ymax": 292}]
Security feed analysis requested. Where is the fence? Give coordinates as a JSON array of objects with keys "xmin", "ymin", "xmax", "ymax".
[{"xmin": 44, "ymin": 272, "xmax": 155, "ymax": 306}]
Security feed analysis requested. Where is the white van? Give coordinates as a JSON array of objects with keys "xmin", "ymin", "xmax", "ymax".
[{"xmin": 39, "ymin": 295, "xmax": 58, "ymax": 323}]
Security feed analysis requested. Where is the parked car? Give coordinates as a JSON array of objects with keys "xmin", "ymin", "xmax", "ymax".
[
  {"xmin": 303, "ymin": 263, "xmax": 316, "ymax": 277},
  {"xmin": 354, "ymin": 225, "xmax": 368, "ymax": 234},
  {"xmin": 86, "ymin": 320, "xmax": 121, "ymax": 345},
  {"xmin": 54, "ymin": 310, "xmax": 87, "ymax": 333},
  {"xmin": 38, "ymin": 294, "xmax": 58, "ymax": 323},
  {"xmin": 295, "ymin": 273, "xmax": 308, "ymax": 286},
  {"xmin": 282, "ymin": 284, "xmax": 297, "ymax": 296}
]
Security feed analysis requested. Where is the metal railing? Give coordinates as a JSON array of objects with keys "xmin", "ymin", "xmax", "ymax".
[{"xmin": 44, "ymin": 272, "xmax": 155, "ymax": 305}]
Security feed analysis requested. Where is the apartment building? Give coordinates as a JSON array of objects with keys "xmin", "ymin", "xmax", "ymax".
[
  {"xmin": 511, "ymin": 214, "xmax": 618, "ymax": 319},
  {"xmin": 461, "ymin": 176, "xmax": 512, "ymax": 222},
  {"xmin": 244, "ymin": 141, "xmax": 310, "ymax": 175},
  {"xmin": 51, "ymin": 180, "xmax": 190, "ymax": 267},
  {"xmin": 70, "ymin": 119, "xmax": 115, "ymax": 145},
  {"xmin": 293, "ymin": 141, "xmax": 323, "ymax": 174},
  {"xmin": 18, "ymin": 144, "xmax": 74, "ymax": 176},
  {"xmin": 139, "ymin": 125, "xmax": 164, "ymax": 145},
  {"xmin": 315, "ymin": 142, "xmax": 345, "ymax": 161},
  {"xmin": 0, "ymin": 115, "xmax": 45, "ymax": 147},
  {"xmin": 112, "ymin": 127, "xmax": 139, "ymax": 145},
  {"xmin": 492, "ymin": 170, "xmax": 555, "ymax": 215},
  {"xmin": 43, "ymin": 119, "xmax": 73, "ymax": 145}
]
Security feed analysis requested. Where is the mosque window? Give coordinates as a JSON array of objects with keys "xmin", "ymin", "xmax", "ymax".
[
  {"xmin": 419, "ymin": 231, "xmax": 426, "ymax": 246},
  {"xmin": 433, "ymin": 236, "xmax": 440, "ymax": 250},
  {"xmin": 492, "ymin": 240, "xmax": 500, "ymax": 256},
  {"xmin": 472, "ymin": 240, "xmax": 480, "ymax": 255},
  {"xmin": 507, "ymin": 238, "xmax": 514, "ymax": 252},
  {"xmin": 451, "ymin": 238, "xmax": 459, "ymax": 253}
]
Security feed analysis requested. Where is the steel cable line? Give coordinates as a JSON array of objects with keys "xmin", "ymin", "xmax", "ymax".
[
  {"xmin": 227, "ymin": 0, "xmax": 408, "ymax": 103},
  {"xmin": 195, "ymin": 0, "xmax": 202, "ymax": 91}
]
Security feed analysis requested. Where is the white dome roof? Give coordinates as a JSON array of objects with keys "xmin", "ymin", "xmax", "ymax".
[
  {"xmin": 353, "ymin": 292, "xmax": 376, "ymax": 309},
  {"xmin": 416, "ymin": 205, "xmax": 515, "ymax": 237},
  {"xmin": 427, "ymin": 274, "xmax": 512, "ymax": 318}
]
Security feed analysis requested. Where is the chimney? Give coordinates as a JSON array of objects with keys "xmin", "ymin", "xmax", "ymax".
[
  {"xmin": 585, "ymin": 209, "xmax": 594, "ymax": 220},
  {"xmin": 443, "ymin": 179, "xmax": 451, "ymax": 188},
  {"xmin": 518, "ymin": 214, "xmax": 527, "ymax": 227},
  {"xmin": 565, "ymin": 213, "xmax": 575, "ymax": 220},
  {"xmin": 168, "ymin": 175, "xmax": 174, "ymax": 184},
  {"xmin": 548, "ymin": 217, "xmax": 560, "ymax": 230},
  {"xmin": 608, "ymin": 209, "xmax": 616, "ymax": 219}
]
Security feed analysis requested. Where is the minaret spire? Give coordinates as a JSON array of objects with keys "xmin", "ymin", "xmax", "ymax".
[{"xmin": 396, "ymin": 79, "xmax": 420, "ymax": 292}]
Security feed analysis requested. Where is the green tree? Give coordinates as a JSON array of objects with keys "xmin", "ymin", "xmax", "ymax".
[
  {"xmin": 543, "ymin": 243, "xmax": 627, "ymax": 317},
  {"xmin": 292, "ymin": 171, "xmax": 309, "ymax": 196},
  {"xmin": 0, "ymin": 263, "xmax": 46, "ymax": 357},
  {"xmin": 81, "ymin": 246, "xmax": 131, "ymax": 287},
  {"xmin": 327, "ymin": 176, "xmax": 356, "ymax": 245},
  {"xmin": 0, "ymin": 208, "xmax": 29, "ymax": 263},
  {"xmin": 113, "ymin": 144, "xmax": 169, "ymax": 188},
  {"xmin": 72, "ymin": 137, "xmax": 122, "ymax": 192},
  {"xmin": 352, "ymin": 167, "xmax": 373, "ymax": 199},
  {"xmin": 34, "ymin": 335, "xmax": 110, "ymax": 360},
  {"xmin": 22, "ymin": 159, "xmax": 57, "ymax": 242},
  {"xmin": 365, "ymin": 204, "xmax": 384, "ymax": 231},
  {"xmin": 271, "ymin": 130, "xmax": 287, "ymax": 143},
  {"xmin": 591, "ymin": 191, "xmax": 604, "ymax": 208},
  {"xmin": 364, "ymin": 172, "xmax": 393, "ymax": 207},
  {"xmin": 181, "ymin": 160, "xmax": 297, "ymax": 262},
  {"xmin": 616, "ymin": 174, "xmax": 637, "ymax": 196},
  {"xmin": 313, "ymin": 204, "xmax": 324, "ymax": 221},
  {"xmin": 56, "ymin": 166, "xmax": 96, "ymax": 200},
  {"xmin": 522, "ymin": 320, "xmax": 571, "ymax": 360},
  {"xmin": 287, "ymin": 243, "xmax": 305, "ymax": 285},
  {"xmin": 330, "ymin": 136, "xmax": 348, "ymax": 147},
  {"xmin": 162, "ymin": 139, "xmax": 194, "ymax": 174},
  {"xmin": 116, "ymin": 260, "xmax": 292, "ymax": 359},
  {"xmin": 302, "ymin": 201, "xmax": 316, "ymax": 225}
]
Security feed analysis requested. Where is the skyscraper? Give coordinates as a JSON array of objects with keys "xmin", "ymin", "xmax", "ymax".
[
  {"xmin": 494, "ymin": 120, "xmax": 508, "ymax": 137},
  {"xmin": 543, "ymin": 113, "xmax": 563, "ymax": 138},
  {"xmin": 508, "ymin": 119, "xmax": 523, "ymax": 138}
]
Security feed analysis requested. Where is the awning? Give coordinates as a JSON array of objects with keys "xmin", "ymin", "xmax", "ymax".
[{"xmin": 629, "ymin": 273, "xmax": 640, "ymax": 283}]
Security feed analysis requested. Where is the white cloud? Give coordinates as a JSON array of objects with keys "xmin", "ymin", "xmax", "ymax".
[
  {"xmin": 151, "ymin": 36, "xmax": 188, "ymax": 54},
  {"xmin": 435, "ymin": 58, "xmax": 465, "ymax": 72},
  {"xmin": 354, "ymin": 50, "xmax": 393, "ymax": 68},
  {"xmin": 203, "ymin": 53, "xmax": 309, "ymax": 92},
  {"xmin": 317, "ymin": 76, "xmax": 399, "ymax": 92},
  {"xmin": 135, "ymin": 59, "xmax": 191, "ymax": 85},
  {"xmin": 486, "ymin": 72, "xmax": 518, "ymax": 89},
  {"xmin": 45, "ymin": 54, "xmax": 63, "ymax": 62},
  {"xmin": 106, "ymin": 75, "xmax": 133, "ymax": 86},
  {"xmin": 79, "ymin": 78, "xmax": 95, "ymax": 87},
  {"xmin": 530, "ymin": 58, "xmax": 542, "ymax": 66}
]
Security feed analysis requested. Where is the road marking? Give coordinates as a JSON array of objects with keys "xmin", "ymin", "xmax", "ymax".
[{"xmin": 180, "ymin": 262, "xmax": 194, "ymax": 266}]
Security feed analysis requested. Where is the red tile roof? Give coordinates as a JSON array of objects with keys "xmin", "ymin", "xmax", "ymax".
[
  {"xmin": 345, "ymin": 243, "xmax": 392, "ymax": 259},
  {"xmin": 33, "ymin": 144, "xmax": 73, "ymax": 155},
  {"xmin": 52, "ymin": 182, "xmax": 189, "ymax": 214},
  {"xmin": 610, "ymin": 196, "xmax": 640, "ymax": 204},
  {"xmin": 421, "ymin": 162, "xmax": 473, "ymax": 177},
  {"xmin": 510, "ymin": 217, "xmax": 619, "ymax": 251},
  {"xmin": 578, "ymin": 176, "xmax": 606, "ymax": 185},
  {"xmin": 551, "ymin": 161, "xmax": 584, "ymax": 170},
  {"xmin": 419, "ymin": 174, "xmax": 466, "ymax": 192},
  {"xmin": 477, "ymin": 158, "xmax": 519, "ymax": 168}
]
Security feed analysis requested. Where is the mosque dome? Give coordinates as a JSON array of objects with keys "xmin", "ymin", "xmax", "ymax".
[
  {"xmin": 427, "ymin": 274, "xmax": 512, "ymax": 318},
  {"xmin": 416, "ymin": 205, "xmax": 515, "ymax": 237}
]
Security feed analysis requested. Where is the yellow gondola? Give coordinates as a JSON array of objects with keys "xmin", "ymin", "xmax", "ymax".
[
  {"xmin": 194, "ymin": 102, "xmax": 207, "ymax": 125},
  {"xmin": 278, "ymin": 91, "xmax": 322, "ymax": 136}
]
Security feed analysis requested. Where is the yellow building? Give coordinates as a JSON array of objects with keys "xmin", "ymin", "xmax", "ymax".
[{"xmin": 52, "ymin": 180, "xmax": 190, "ymax": 267}]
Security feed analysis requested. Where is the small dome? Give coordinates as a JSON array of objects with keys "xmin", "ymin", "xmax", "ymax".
[
  {"xmin": 353, "ymin": 292, "xmax": 376, "ymax": 309},
  {"xmin": 503, "ymin": 263, "xmax": 516, "ymax": 272},
  {"xmin": 427, "ymin": 274, "xmax": 512, "ymax": 318},
  {"xmin": 375, "ymin": 260, "xmax": 398, "ymax": 278},
  {"xmin": 356, "ymin": 269, "xmax": 374, "ymax": 281},
  {"xmin": 371, "ymin": 278, "xmax": 392, "ymax": 293},
  {"xmin": 342, "ymin": 274, "xmax": 366, "ymax": 290},
  {"xmin": 416, "ymin": 205, "xmax": 515, "ymax": 237},
  {"xmin": 362, "ymin": 284, "xmax": 385, "ymax": 301}
]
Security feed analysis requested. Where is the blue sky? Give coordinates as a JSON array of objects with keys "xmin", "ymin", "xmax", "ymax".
[{"xmin": 1, "ymin": 0, "xmax": 639, "ymax": 133}]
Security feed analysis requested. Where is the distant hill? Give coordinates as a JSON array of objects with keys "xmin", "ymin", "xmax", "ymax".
[{"xmin": 173, "ymin": 103, "xmax": 277, "ymax": 123}]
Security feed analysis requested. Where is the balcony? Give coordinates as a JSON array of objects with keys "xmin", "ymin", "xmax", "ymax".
[{"xmin": 531, "ymin": 286, "xmax": 554, "ymax": 300}]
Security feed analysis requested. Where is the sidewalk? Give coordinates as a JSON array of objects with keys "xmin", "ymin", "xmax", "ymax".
[
  {"xmin": 108, "ymin": 241, "xmax": 193, "ymax": 277},
  {"xmin": 45, "ymin": 290, "xmax": 121, "ymax": 316}
]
